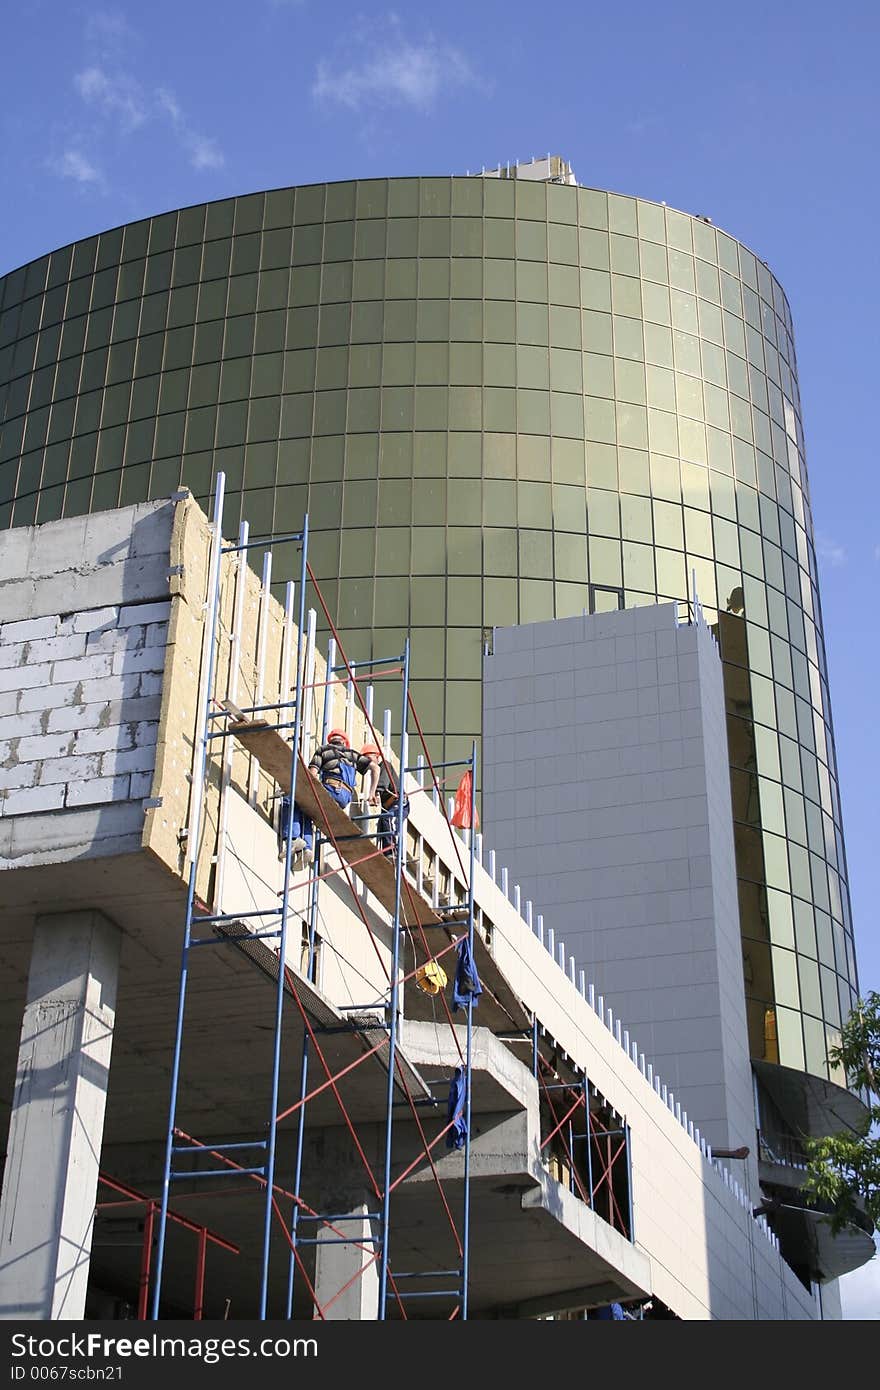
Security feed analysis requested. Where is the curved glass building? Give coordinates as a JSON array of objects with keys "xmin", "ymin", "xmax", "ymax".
[{"xmin": 0, "ymin": 164, "xmax": 860, "ymax": 1102}]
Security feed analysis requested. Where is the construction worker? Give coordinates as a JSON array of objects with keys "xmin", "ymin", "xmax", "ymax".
[
  {"xmin": 361, "ymin": 742, "xmax": 409, "ymax": 861},
  {"xmin": 280, "ymin": 729, "xmax": 371, "ymax": 867},
  {"xmin": 310, "ymin": 729, "xmax": 373, "ymax": 808},
  {"xmin": 279, "ymin": 795, "xmax": 313, "ymax": 866}
]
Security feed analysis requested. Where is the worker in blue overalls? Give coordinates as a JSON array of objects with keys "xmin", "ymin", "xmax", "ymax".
[
  {"xmin": 361, "ymin": 742, "xmax": 409, "ymax": 863},
  {"xmin": 279, "ymin": 729, "xmax": 372, "ymax": 866}
]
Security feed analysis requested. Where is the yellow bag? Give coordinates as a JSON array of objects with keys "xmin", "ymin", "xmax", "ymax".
[{"xmin": 415, "ymin": 960, "xmax": 448, "ymax": 996}]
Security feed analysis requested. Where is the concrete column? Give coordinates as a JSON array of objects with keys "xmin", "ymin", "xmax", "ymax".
[
  {"xmin": 0, "ymin": 910, "xmax": 122, "ymax": 1320},
  {"xmin": 313, "ymin": 1204, "xmax": 379, "ymax": 1320}
]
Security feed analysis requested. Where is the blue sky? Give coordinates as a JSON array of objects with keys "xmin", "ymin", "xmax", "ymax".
[{"xmin": 2, "ymin": 0, "xmax": 878, "ymax": 1313}]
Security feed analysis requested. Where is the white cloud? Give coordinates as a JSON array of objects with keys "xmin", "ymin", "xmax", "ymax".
[
  {"xmin": 74, "ymin": 65, "xmax": 148, "ymax": 132},
  {"xmin": 155, "ymin": 87, "xmax": 225, "ymax": 172},
  {"xmin": 52, "ymin": 149, "xmax": 103, "ymax": 185},
  {"xmin": 155, "ymin": 87, "xmax": 182, "ymax": 124},
  {"xmin": 50, "ymin": 12, "xmax": 225, "ymax": 183},
  {"xmin": 816, "ymin": 535, "xmax": 848, "ymax": 568},
  {"xmin": 313, "ymin": 19, "xmax": 477, "ymax": 113},
  {"xmin": 185, "ymin": 134, "xmax": 225, "ymax": 171}
]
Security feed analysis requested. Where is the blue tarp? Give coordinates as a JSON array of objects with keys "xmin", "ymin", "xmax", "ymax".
[
  {"xmin": 452, "ymin": 936, "xmax": 483, "ymax": 1012},
  {"xmin": 446, "ymin": 1065, "xmax": 468, "ymax": 1150}
]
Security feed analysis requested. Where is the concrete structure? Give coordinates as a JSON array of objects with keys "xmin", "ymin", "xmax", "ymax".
[
  {"xmin": 0, "ymin": 911, "xmax": 120, "ymax": 1318},
  {"xmin": 0, "ymin": 500, "xmax": 172, "ymax": 844},
  {"xmin": 0, "ymin": 150, "xmax": 870, "ymax": 1314},
  {"xmin": 0, "ymin": 493, "xmax": 854, "ymax": 1320},
  {"xmin": 482, "ymin": 600, "xmax": 871, "ymax": 1287},
  {"xmin": 0, "ymin": 158, "xmax": 860, "ymax": 1125},
  {"xmin": 483, "ymin": 603, "xmax": 756, "ymax": 1168}
]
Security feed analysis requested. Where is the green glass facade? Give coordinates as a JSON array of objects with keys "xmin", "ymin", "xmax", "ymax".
[{"xmin": 0, "ymin": 175, "xmax": 859, "ymax": 1088}]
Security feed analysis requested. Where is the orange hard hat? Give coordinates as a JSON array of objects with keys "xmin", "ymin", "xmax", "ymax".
[
  {"xmin": 328, "ymin": 728, "xmax": 350, "ymax": 746},
  {"xmin": 361, "ymin": 743, "xmax": 381, "ymax": 757}
]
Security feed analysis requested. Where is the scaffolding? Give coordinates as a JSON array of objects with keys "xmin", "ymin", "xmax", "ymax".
[
  {"xmin": 149, "ymin": 473, "xmax": 482, "ymax": 1320},
  {"xmin": 95, "ymin": 1173, "xmax": 239, "ymax": 1321},
  {"xmin": 534, "ymin": 1046, "xmax": 634, "ymax": 1243}
]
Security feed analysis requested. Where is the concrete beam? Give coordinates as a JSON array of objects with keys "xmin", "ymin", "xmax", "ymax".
[
  {"xmin": 0, "ymin": 910, "xmax": 121, "ymax": 1320},
  {"xmin": 512, "ymin": 1280, "xmax": 626, "ymax": 1319}
]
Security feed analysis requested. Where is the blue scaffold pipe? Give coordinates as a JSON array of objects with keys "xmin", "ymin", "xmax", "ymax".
[
  {"xmin": 258, "ymin": 512, "xmax": 309, "ymax": 1319},
  {"xmin": 377, "ymin": 639, "xmax": 410, "ymax": 1319},
  {"xmin": 151, "ymin": 471, "xmax": 226, "ymax": 1320},
  {"xmin": 460, "ymin": 737, "xmax": 478, "ymax": 1320}
]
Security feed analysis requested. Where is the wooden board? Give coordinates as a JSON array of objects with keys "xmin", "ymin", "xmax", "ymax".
[
  {"xmin": 230, "ymin": 719, "xmax": 531, "ymax": 1034},
  {"xmin": 229, "ymin": 720, "xmax": 438, "ymax": 928}
]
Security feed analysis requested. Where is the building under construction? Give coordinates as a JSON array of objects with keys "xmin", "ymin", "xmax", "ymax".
[{"xmin": 0, "ymin": 486, "xmax": 869, "ymax": 1321}]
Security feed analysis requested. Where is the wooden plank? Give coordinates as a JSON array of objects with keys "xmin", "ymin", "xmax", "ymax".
[
  {"xmin": 229, "ymin": 720, "xmax": 438, "ymax": 928},
  {"xmin": 229, "ymin": 719, "xmax": 531, "ymax": 1033},
  {"xmin": 473, "ymin": 934, "xmax": 532, "ymax": 1032}
]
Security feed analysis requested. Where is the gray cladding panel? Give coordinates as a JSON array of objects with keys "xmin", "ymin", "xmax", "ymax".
[{"xmin": 482, "ymin": 604, "xmax": 755, "ymax": 1157}]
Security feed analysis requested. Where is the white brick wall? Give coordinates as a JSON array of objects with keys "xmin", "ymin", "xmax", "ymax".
[
  {"xmin": 0, "ymin": 616, "xmax": 56, "ymax": 643},
  {"xmin": 0, "ymin": 600, "xmax": 169, "ymax": 818}
]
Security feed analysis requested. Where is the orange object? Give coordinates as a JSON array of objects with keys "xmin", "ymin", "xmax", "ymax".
[
  {"xmin": 450, "ymin": 770, "xmax": 479, "ymax": 830},
  {"xmin": 327, "ymin": 728, "xmax": 350, "ymax": 746},
  {"xmin": 361, "ymin": 743, "xmax": 381, "ymax": 757}
]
